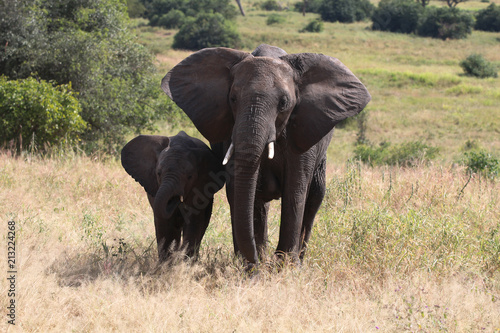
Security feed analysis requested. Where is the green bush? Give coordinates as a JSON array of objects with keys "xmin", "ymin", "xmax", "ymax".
[
  {"xmin": 354, "ymin": 141, "xmax": 439, "ymax": 167},
  {"xmin": 267, "ymin": 13, "xmax": 286, "ymax": 25},
  {"xmin": 260, "ymin": 0, "xmax": 282, "ymax": 11},
  {"xmin": 0, "ymin": 0, "xmax": 165, "ymax": 153},
  {"xmin": 371, "ymin": 0, "xmax": 425, "ymax": 33},
  {"xmin": 172, "ymin": 13, "xmax": 241, "ymax": 50},
  {"xmin": 475, "ymin": 3, "xmax": 500, "ymax": 32},
  {"xmin": 462, "ymin": 150, "xmax": 499, "ymax": 179},
  {"xmin": 300, "ymin": 18, "xmax": 324, "ymax": 32},
  {"xmin": 0, "ymin": 76, "xmax": 87, "ymax": 150},
  {"xmin": 319, "ymin": 0, "xmax": 374, "ymax": 23},
  {"xmin": 157, "ymin": 9, "xmax": 186, "ymax": 28},
  {"xmin": 460, "ymin": 54, "xmax": 498, "ymax": 78},
  {"xmin": 417, "ymin": 6, "xmax": 474, "ymax": 39}
]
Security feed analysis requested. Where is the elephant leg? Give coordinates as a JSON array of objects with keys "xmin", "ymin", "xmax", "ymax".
[
  {"xmin": 181, "ymin": 199, "xmax": 213, "ymax": 258},
  {"xmin": 154, "ymin": 210, "xmax": 182, "ymax": 261},
  {"xmin": 276, "ymin": 172, "xmax": 310, "ymax": 264},
  {"xmin": 254, "ymin": 198, "xmax": 269, "ymax": 261},
  {"xmin": 299, "ymin": 159, "xmax": 327, "ymax": 261}
]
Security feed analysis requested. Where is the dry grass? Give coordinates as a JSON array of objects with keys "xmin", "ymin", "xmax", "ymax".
[
  {"xmin": 2, "ymin": 2, "xmax": 499, "ymax": 329},
  {"xmin": 1, "ymin": 152, "xmax": 499, "ymax": 332}
]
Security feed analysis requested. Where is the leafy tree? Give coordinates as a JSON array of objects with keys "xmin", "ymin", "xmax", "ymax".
[
  {"xmin": 0, "ymin": 0, "xmax": 169, "ymax": 153},
  {"xmin": 0, "ymin": 76, "xmax": 87, "ymax": 150},
  {"xmin": 475, "ymin": 3, "xmax": 500, "ymax": 32},
  {"xmin": 319, "ymin": 0, "xmax": 374, "ymax": 23},
  {"xmin": 372, "ymin": 0, "xmax": 424, "ymax": 33},
  {"xmin": 417, "ymin": 6, "xmax": 474, "ymax": 39},
  {"xmin": 172, "ymin": 13, "xmax": 241, "ymax": 50}
]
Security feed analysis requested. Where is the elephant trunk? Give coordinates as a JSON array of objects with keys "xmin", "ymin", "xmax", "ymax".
[
  {"xmin": 154, "ymin": 178, "xmax": 183, "ymax": 221},
  {"xmin": 232, "ymin": 107, "xmax": 271, "ymax": 266},
  {"xmin": 153, "ymin": 177, "xmax": 184, "ymax": 260}
]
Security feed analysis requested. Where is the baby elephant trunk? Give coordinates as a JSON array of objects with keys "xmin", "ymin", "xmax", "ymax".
[{"xmin": 153, "ymin": 179, "xmax": 184, "ymax": 260}]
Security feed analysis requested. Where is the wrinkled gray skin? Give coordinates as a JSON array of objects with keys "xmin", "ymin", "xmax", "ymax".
[
  {"xmin": 121, "ymin": 131, "xmax": 224, "ymax": 261},
  {"xmin": 162, "ymin": 44, "xmax": 371, "ymax": 268}
]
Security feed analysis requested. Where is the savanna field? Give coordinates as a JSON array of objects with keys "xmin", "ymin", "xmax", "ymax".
[{"xmin": 2, "ymin": 0, "xmax": 500, "ymax": 331}]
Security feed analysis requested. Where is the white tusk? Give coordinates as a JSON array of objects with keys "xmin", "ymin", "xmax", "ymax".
[
  {"xmin": 268, "ymin": 142, "xmax": 274, "ymax": 160},
  {"xmin": 223, "ymin": 143, "xmax": 234, "ymax": 165},
  {"xmin": 180, "ymin": 195, "xmax": 184, "ymax": 203}
]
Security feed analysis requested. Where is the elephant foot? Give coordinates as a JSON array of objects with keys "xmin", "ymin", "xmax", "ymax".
[
  {"xmin": 273, "ymin": 251, "xmax": 301, "ymax": 271},
  {"xmin": 244, "ymin": 262, "xmax": 262, "ymax": 279}
]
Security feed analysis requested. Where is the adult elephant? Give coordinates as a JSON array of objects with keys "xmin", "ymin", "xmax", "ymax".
[
  {"xmin": 121, "ymin": 131, "xmax": 225, "ymax": 261},
  {"xmin": 162, "ymin": 44, "xmax": 371, "ymax": 268}
]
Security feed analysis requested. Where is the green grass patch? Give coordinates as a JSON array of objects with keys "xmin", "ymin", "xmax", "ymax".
[
  {"xmin": 358, "ymin": 68, "xmax": 462, "ymax": 88},
  {"xmin": 354, "ymin": 141, "xmax": 440, "ymax": 167},
  {"xmin": 446, "ymin": 83, "xmax": 484, "ymax": 95}
]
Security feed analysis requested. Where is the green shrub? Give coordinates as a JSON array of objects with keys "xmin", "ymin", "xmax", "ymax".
[
  {"xmin": 462, "ymin": 150, "xmax": 499, "ymax": 179},
  {"xmin": 475, "ymin": 3, "xmax": 500, "ymax": 32},
  {"xmin": 157, "ymin": 9, "xmax": 186, "ymax": 28},
  {"xmin": 0, "ymin": 76, "xmax": 86, "ymax": 150},
  {"xmin": 460, "ymin": 54, "xmax": 498, "ymax": 78},
  {"xmin": 260, "ymin": 0, "xmax": 282, "ymax": 11},
  {"xmin": 371, "ymin": 0, "xmax": 424, "ymax": 33},
  {"xmin": 354, "ymin": 141, "xmax": 439, "ymax": 167},
  {"xmin": 300, "ymin": 18, "xmax": 324, "ymax": 32},
  {"xmin": 267, "ymin": 13, "xmax": 286, "ymax": 25},
  {"xmin": 417, "ymin": 6, "xmax": 474, "ymax": 39},
  {"xmin": 319, "ymin": 0, "xmax": 374, "ymax": 23},
  {"xmin": 172, "ymin": 13, "xmax": 241, "ymax": 50}
]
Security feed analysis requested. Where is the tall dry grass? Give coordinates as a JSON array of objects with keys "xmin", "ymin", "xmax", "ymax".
[{"xmin": 1, "ymin": 151, "xmax": 499, "ymax": 332}]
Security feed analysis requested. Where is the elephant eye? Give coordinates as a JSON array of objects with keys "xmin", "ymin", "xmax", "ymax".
[
  {"xmin": 278, "ymin": 96, "xmax": 289, "ymax": 111},
  {"xmin": 230, "ymin": 95, "xmax": 237, "ymax": 104}
]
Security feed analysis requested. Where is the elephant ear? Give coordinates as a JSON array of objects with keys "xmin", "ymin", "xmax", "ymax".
[
  {"xmin": 162, "ymin": 47, "xmax": 251, "ymax": 143},
  {"xmin": 121, "ymin": 135, "xmax": 170, "ymax": 196},
  {"xmin": 283, "ymin": 53, "xmax": 371, "ymax": 153}
]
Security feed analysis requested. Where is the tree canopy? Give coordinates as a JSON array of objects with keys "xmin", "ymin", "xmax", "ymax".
[{"xmin": 0, "ymin": 0, "xmax": 172, "ymax": 152}]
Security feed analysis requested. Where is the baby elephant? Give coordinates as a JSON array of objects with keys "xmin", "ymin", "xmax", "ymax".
[{"xmin": 121, "ymin": 131, "xmax": 225, "ymax": 261}]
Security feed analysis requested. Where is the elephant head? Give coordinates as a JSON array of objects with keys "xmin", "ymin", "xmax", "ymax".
[
  {"xmin": 121, "ymin": 131, "xmax": 224, "ymax": 260},
  {"xmin": 162, "ymin": 46, "xmax": 371, "ymax": 264}
]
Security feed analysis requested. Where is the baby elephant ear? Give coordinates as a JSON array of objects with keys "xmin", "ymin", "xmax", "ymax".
[
  {"xmin": 283, "ymin": 53, "xmax": 371, "ymax": 153},
  {"xmin": 121, "ymin": 135, "xmax": 170, "ymax": 196}
]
